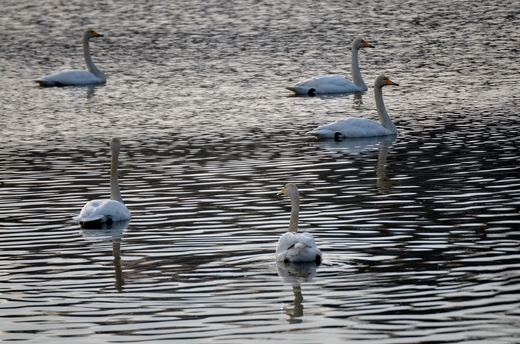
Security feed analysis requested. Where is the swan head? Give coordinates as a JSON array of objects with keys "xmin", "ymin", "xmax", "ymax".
[
  {"xmin": 353, "ymin": 38, "xmax": 374, "ymax": 49},
  {"xmin": 375, "ymin": 74, "xmax": 399, "ymax": 88},
  {"xmin": 110, "ymin": 136, "xmax": 121, "ymax": 153},
  {"xmin": 83, "ymin": 28, "xmax": 103, "ymax": 40},
  {"xmin": 278, "ymin": 183, "xmax": 299, "ymax": 198}
]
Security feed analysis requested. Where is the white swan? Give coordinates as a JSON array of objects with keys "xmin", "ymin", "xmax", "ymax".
[
  {"xmin": 35, "ymin": 28, "xmax": 107, "ymax": 86},
  {"xmin": 286, "ymin": 38, "xmax": 374, "ymax": 96},
  {"xmin": 73, "ymin": 137, "xmax": 131, "ymax": 225},
  {"xmin": 276, "ymin": 183, "xmax": 322, "ymax": 264},
  {"xmin": 309, "ymin": 74, "xmax": 399, "ymax": 139}
]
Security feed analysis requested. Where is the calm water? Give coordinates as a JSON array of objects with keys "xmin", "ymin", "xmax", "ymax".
[{"xmin": 1, "ymin": 0, "xmax": 520, "ymax": 342}]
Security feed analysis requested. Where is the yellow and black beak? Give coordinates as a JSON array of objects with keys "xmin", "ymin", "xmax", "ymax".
[
  {"xmin": 386, "ymin": 78, "xmax": 399, "ymax": 86},
  {"xmin": 92, "ymin": 30, "xmax": 103, "ymax": 37},
  {"xmin": 363, "ymin": 41, "xmax": 374, "ymax": 48},
  {"xmin": 277, "ymin": 186, "xmax": 286, "ymax": 196}
]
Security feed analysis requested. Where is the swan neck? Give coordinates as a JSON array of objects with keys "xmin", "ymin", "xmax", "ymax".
[
  {"xmin": 351, "ymin": 46, "xmax": 366, "ymax": 90},
  {"xmin": 110, "ymin": 148, "xmax": 124, "ymax": 204},
  {"xmin": 288, "ymin": 193, "xmax": 299, "ymax": 233},
  {"xmin": 83, "ymin": 35, "xmax": 104, "ymax": 78},
  {"xmin": 375, "ymin": 86, "xmax": 396, "ymax": 133}
]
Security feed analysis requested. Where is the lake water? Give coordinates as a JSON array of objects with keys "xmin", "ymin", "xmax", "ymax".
[{"xmin": 1, "ymin": 0, "xmax": 520, "ymax": 342}]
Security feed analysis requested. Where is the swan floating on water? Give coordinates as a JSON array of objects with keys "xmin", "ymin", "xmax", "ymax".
[
  {"xmin": 309, "ymin": 74, "xmax": 399, "ymax": 139},
  {"xmin": 286, "ymin": 38, "xmax": 374, "ymax": 96},
  {"xmin": 35, "ymin": 28, "xmax": 107, "ymax": 86},
  {"xmin": 276, "ymin": 183, "xmax": 322, "ymax": 264},
  {"xmin": 73, "ymin": 137, "xmax": 131, "ymax": 226}
]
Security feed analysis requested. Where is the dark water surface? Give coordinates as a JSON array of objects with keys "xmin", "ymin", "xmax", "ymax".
[{"xmin": 1, "ymin": 0, "xmax": 520, "ymax": 342}]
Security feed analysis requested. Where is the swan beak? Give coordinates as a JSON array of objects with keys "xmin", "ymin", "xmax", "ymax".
[
  {"xmin": 92, "ymin": 30, "xmax": 103, "ymax": 37},
  {"xmin": 277, "ymin": 187, "xmax": 286, "ymax": 196},
  {"xmin": 363, "ymin": 41, "xmax": 374, "ymax": 48},
  {"xmin": 387, "ymin": 78, "xmax": 399, "ymax": 86}
]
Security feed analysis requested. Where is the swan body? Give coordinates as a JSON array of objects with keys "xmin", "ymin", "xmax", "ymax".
[
  {"xmin": 310, "ymin": 74, "xmax": 399, "ymax": 139},
  {"xmin": 74, "ymin": 137, "xmax": 131, "ymax": 225},
  {"xmin": 286, "ymin": 38, "xmax": 374, "ymax": 95},
  {"xmin": 74, "ymin": 200, "xmax": 130, "ymax": 225},
  {"xmin": 35, "ymin": 28, "xmax": 106, "ymax": 86},
  {"xmin": 276, "ymin": 183, "xmax": 322, "ymax": 264}
]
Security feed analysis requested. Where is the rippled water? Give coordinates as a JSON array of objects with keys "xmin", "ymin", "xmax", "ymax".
[{"xmin": 1, "ymin": 0, "xmax": 520, "ymax": 342}]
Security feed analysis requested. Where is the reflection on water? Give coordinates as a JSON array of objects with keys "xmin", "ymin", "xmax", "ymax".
[
  {"xmin": 375, "ymin": 138, "xmax": 394, "ymax": 195},
  {"xmin": 81, "ymin": 220, "xmax": 129, "ymax": 292},
  {"xmin": 316, "ymin": 135, "xmax": 396, "ymax": 194},
  {"xmin": 277, "ymin": 261, "xmax": 318, "ymax": 324},
  {"xmin": 1, "ymin": 0, "xmax": 520, "ymax": 342}
]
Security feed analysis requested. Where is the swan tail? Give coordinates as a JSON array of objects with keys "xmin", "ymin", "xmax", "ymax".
[
  {"xmin": 73, "ymin": 213, "xmax": 106, "ymax": 223},
  {"xmin": 34, "ymin": 78, "xmax": 56, "ymax": 86},
  {"xmin": 308, "ymin": 129, "xmax": 336, "ymax": 139},
  {"xmin": 294, "ymin": 242, "xmax": 306, "ymax": 250},
  {"xmin": 286, "ymin": 86, "xmax": 316, "ymax": 96}
]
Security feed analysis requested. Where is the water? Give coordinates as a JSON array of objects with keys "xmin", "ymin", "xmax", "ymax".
[{"xmin": 1, "ymin": 0, "xmax": 520, "ymax": 342}]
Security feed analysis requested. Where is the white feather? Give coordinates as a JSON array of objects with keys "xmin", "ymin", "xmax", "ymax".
[
  {"xmin": 276, "ymin": 232, "xmax": 322, "ymax": 263},
  {"xmin": 73, "ymin": 200, "xmax": 130, "ymax": 223}
]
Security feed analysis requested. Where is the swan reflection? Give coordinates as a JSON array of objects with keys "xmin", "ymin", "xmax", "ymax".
[
  {"xmin": 277, "ymin": 260, "xmax": 319, "ymax": 324},
  {"xmin": 84, "ymin": 84, "xmax": 97, "ymax": 99},
  {"xmin": 81, "ymin": 219, "xmax": 129, "ymax": 291},
  {"xmin": 375, "ymin": 138, "xmax": 395, "ymax": 194},
  {"xmin": 315, "ymin": 135, "xmax": 396, "ymax": 194}
]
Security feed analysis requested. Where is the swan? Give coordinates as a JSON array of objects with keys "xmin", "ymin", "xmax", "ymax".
[
  {"xmin": 73, "ymin": 137, "xmax": 131, "ymax": 226},
  {"xmin": 35, "ymin": 28, "xmax": 107, "ymax": 86},
  {"xmin": 309, "ymin": 74, "xmax": 399, "ymax": 139},
  {"xmin": 276, "ymin": 183, "xmax": 322, "ymax": 264},
  {"xmin": 286, "ymin": 38, "xmax": 374, "ymax": 96}
]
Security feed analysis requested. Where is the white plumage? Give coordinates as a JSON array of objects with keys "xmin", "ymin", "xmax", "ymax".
[
  {"xmin": 73, "ymin": 137, "xmax": 131, "ymax": 225},
  {"xmin": 310, "ymin": 74, "xmax": 399, "ymax": 139},
  {"xmin": 35, "ymin": 28, "xmax": 106, "ymax": 86},
  {"xmin": 286, "ymin": 38, "xmax": 374, "ymax": 96},
  {"xmin": 74, "ymin": 200, "xmax": 130, "ymax": 225},
  {"xmin": 276, "ymin": 183, "xmax": 322, "ymax": 264}
]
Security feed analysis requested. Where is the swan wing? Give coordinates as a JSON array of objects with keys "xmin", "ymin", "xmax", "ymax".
[
  {"xmin": 276, "ymin": 232, "xmax": 322, "ymax": 263},
  {"xmin": 309, "ymin": 117, "xmax": 394, "ymax": 138},
  {"xmin": 35, "ymin": 70, "xmax": 105, "ymax": 86},
  {"xmin": 73, "ymin": 199, "xmax": 130, "ymax": 223},
  {"xmin": 287, "ymin": 75, "xmax": 361, "ymax": 95}
]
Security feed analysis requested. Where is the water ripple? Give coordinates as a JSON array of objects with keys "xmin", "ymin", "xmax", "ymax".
[{"xmin": 1, "ymin": 0, "xmax": 520, "ymax": 342}]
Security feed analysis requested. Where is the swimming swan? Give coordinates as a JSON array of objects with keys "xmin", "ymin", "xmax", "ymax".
[
  {"xmin": 35, "ymin": 28, "xmax": 107, "ymax": 86},
  {"xmin": 276, "ymin": 183, "xmax": 322, "ymax": 264},
  {"xmin": 309, "ymin": 74, "xmax": 399, "ymax": 139},
  {"xmin": 73, "ymin": 137, "xmax": 131, "ymax": 225},
  {"xmin": 286, "ymin": 38, "xmax": 374, "ymax": 96}
]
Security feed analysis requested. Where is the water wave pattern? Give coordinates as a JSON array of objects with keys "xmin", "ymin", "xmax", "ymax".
[{"xmin": 1, "ymin": 0, "xmax": 519, "ymax": 342}]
